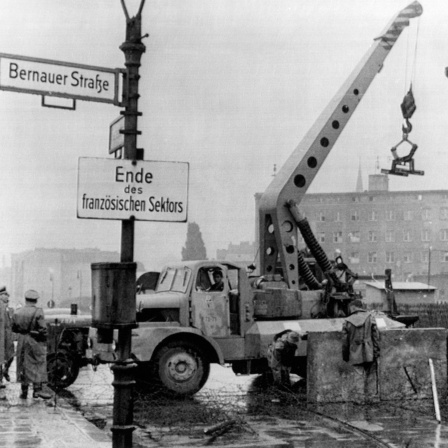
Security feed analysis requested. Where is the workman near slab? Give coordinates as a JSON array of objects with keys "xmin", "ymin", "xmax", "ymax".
[
  {"xmin": 342, "ymin": 299, "xmax": 380, "ymax": 403},
  {"xmin": 12, "ymin": 290, "xmax": 52, "ymax": 400},
  {"xmin": 267, "ymin": 330, "xmax": 300, "ymax": 387},
  {"xmin": 0, "ymin": 286, "xmax": 14, "ymax": 388}
]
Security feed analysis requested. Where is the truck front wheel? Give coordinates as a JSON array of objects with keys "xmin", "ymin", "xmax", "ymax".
[{"xmin": 153, "ymin": 341, "xmax": 210, "ymax": 396}]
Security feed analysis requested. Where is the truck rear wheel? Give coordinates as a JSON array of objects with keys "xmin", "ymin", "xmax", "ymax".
[{"xmin": 153, "ymin": 341, "xmax": 210, "ymax": 396}]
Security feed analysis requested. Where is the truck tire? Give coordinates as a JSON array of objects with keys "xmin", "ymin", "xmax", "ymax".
[
  {"xmin": 47, "ymin": 351, "xmax": 80, "ymax": 390},
  {"xmin": 153, "ymin": 341, "xmax": 210, "ymax": 396}
]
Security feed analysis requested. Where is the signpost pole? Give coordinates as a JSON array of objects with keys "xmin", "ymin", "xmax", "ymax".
[{"xmin": 111, "ymin": 1, "xmax": 146, "ymax": 448}]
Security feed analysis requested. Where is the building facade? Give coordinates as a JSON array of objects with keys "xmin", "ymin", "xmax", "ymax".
[
  {"xmin": 216, "ymin": 241, "xmax": 256, "ymax": 268},
  {"xmin": 253, "ymin": 174, "xmax": 448, "ymax": 300},
  {"xmin": 10, "ymin": 248, "xmax": 121, "ymax": 310},
  {"xmin": 297, "ymin": 175, "xmax": 448, "ymax": 287}
]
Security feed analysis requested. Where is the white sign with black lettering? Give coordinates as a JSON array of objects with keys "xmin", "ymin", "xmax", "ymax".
[
  {"xmin": 0, "ymin": 53, "xmax": 119, "ymax": 104},
  {"xmin": 77, "ymin": 158, "xmax": 189, "ymax": 222}
]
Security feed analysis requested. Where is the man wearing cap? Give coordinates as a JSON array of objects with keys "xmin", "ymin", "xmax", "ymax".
[
  {"xmin": 0, "ymin": 286, "xmax": 14, "ymax": 388},
  {"xmin": 267, "ymin": 330, "xmax": 300, "ymax": 387},
  {"xmin": 12, "ymin": 290, "xmax": 52, "ymax": 400}
]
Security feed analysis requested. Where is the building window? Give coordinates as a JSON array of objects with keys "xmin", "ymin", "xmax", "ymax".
[
  {"xmin": 421, "ymin": 251, "xmax": 429, "ymax": 263},
  {"xmin": 318, "ymin": 232, "xmax": 325, "ymax": 243},
  {"xmin": 335, "ymin": 212, "xmax": 342, "ymax": 222},
  {"xmin": 352, "ymin": 196, "xmax": 360, "ymax": 202},
  {"xmin": 441, "ymin": 229, "xmax": 448, "ymax": 241},
  {"xmin": 386, "ymin": 252, "xmax": 395, "ymax": 263},
  {"xmin": 403, "ymin": 252, "xmax": 412, "ymax": 263},
  {"xmin": 441, "ymin": 252, "xmax": 448, "ymax": 263},
  {"xmin": 385, "ymin": 230, "xmax": 395, "ymax": 242},
  {"xmin": 368, "ymin": 252, "xmax": 377, "ymax": 263},
  {"xmin": 349, "ymin": 252, "xmax": 360, "ymax": 264},
  {"xmin": 386, "ymin": 210, "xmax": 395, "ymax": 221},
  {"xmin": 368, "ymin": 231, "xmax": 377, "ymax": 242},
  {"xmin": 351, "ymin": 210, "xmax": 359, "ymax": 221},
  {"xmin": 349, "ymin": 231, "xmax": 360, "ymax": 243},
  {"xmin": 422, "ymin": 208, "xmax": 431, "ymax": 220},
  {"xmin": 319, "ymin": 212, "xmax": 326, "ymax": 222},
  {"xmin": 403, "ymin": 230, "xmax": 412, "ymax": 242},
  {"xmin": 441, "ymin": 208, "xmax": 448, "ymax": 220},
  {"xmin": 333, "ymin": 232, "xmax": 343, "ymax": 243},
  {"xmin": 421, "ymin": 229, "xmax": 430, "ymax": 242},
  {"xmin": 368, "ymin": 210, "xmax": 378, "ymax": 221},
  {"xmin": 404, "ymin": 210, "xmax": 413, "ymax": 221}
]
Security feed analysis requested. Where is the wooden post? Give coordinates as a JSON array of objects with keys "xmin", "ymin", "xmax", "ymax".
[{"xmin": 429, "ymin": 358, "xmax": 441, "ymax": 423}]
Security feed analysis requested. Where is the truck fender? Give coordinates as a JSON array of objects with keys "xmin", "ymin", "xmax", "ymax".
[{"xmin": 131, "ymin": 324, "xmax": 225, "ymax": 364}]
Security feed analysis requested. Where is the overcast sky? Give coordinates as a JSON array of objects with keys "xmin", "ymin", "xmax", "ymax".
[{"xmin": 0, "ymin": 0, "xmax": 446, "ymax": 271}]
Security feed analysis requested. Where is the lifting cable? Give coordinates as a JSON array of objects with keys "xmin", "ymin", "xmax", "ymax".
[{"xmin": 382, "ymin": 16, "xmax": 423, "ymax": 177}]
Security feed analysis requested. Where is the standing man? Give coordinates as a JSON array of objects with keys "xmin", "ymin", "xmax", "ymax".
[
  {"xmin": 267, "ymin": 330, "xmax": 300, "ymax": 387},
  {"xmin": 12, "ymin": 290, "xmax": 52, "ymax": 399},
  {"xmin": 342, "ymin": 299, "xmax": 380, "ymax": 403},
  {"xmin": 0, "ymin": 286, "xmax": 14, "ymax": 387}
]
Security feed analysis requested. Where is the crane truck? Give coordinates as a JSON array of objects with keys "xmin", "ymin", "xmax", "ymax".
[{"xmin": 76, "ymin": 2, "xmax": 424, "ymax": 396}]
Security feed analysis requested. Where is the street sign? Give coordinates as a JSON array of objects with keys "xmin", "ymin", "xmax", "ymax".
[
  {"xmin": 0, "ymin": 53, "xmax": 120, "ymax": 105},
  {"xmin": 109, "ymin": 115, "xmax": 125, "ymax": 153},
  {"xmin": 77, "ymin": 158, "xmax": 189, "ymax": 222}
]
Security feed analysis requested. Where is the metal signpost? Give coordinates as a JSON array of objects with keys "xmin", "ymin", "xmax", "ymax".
[{"xmin": 112, "ymin": 2, "xmax": 147, "ymax": 448}]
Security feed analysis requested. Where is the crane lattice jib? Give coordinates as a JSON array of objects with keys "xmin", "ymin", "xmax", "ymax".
[{"xmin": 258, "ymin": 2, "xmax": 423, "ymax": 288}]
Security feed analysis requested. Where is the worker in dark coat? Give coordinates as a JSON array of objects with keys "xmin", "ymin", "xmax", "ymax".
[
  {"xmin": 342, "ymin": 299, "xmax": 380, "ymax": 402},
  {"xmin": 12, "ymin": 290, "xmax": 52, "ymax": 399},
  {"xmin": 0, "ymin": 286, "xmax": 14, "ymax": 388},
  {"xmin": 267, "ymin": 330, "xmax": 300, "ymax": 387}
]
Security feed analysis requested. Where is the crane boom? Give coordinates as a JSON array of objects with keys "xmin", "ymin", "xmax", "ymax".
[{"xmin": 258, "ymin": 1, "xmax": 423, "ymax": 288}]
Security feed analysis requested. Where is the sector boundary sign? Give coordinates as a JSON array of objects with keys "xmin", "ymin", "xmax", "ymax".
[{"xmin": 77, "ymin": 158, "xmax": 189, "ymax": 222}]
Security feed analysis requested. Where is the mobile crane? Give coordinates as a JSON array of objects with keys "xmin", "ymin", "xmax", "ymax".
[{"xmin": 61, "ymin": 2, "xmax": 423, "ymax": 396}]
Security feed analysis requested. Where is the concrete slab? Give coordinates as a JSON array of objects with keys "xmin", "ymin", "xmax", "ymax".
[
  {"xmin": 379, "ymin": 328, "xmax": 447, "ymax": 400},
  {"xmin": 306, "ymin": 327, "xmax": 447, "ymax": 403}
]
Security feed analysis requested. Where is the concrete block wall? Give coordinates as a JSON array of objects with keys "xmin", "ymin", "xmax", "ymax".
[{"xmin": 307, "ymin": 328, "xmax": 447, "ymax": 403}]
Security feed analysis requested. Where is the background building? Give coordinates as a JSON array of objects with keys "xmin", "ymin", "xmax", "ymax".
[
  {"xmin": 253, "ymin": 174, "xmax": 448, "ymax": 301},
  {"xmin": 297, "ymin": 174, "xmax": 448, "ymax": 299},
  {"xmin": 216, "ymin": 241, "xmax": 256, "ymax": 268},
  {"xmin": 10, "ymin": 248, "xmax": 123, "ymax": 311}
]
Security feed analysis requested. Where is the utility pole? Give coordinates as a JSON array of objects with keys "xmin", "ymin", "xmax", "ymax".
[{"xmin": 110, "ymin": 1, "xmax": 146, "ymax": 447}]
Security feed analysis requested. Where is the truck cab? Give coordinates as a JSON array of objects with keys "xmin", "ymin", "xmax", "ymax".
[{"xmin": 124, "ymin": 260, "xmax": 256, "ymax": 395}]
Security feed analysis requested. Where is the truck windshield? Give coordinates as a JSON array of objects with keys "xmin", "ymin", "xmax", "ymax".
[{"xmin": 156, "ymin": 267, "xmax": 192, "ymax": 293}]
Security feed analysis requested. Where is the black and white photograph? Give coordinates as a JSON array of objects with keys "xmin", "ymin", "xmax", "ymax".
[{"xmin": 0, "ymin": 1, "xmax": 447, "ymax": 447}]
